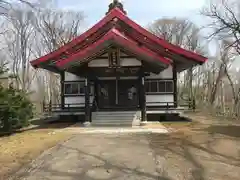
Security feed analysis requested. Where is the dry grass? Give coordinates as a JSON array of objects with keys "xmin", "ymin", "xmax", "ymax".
[{"xmin": 0, "ymin": 123, "xmax": 73, "ymax": 180}]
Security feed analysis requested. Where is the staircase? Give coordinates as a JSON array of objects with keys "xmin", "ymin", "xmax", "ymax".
[{"xmin": 91, "ymin": 111, "xmax": 141, "ymax": 127}]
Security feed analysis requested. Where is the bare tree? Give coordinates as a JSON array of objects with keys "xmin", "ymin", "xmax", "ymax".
[
  {"xmin": 202, "ymin": 0, "xmax": 240, "ymax": 54},
  {"xmin": 149, "ymin": 18, "xmax": 207, "ymax": 102},
  {"xmin": 209, "ymin": 41, "xmax": 232, "ymax": 105},
  {"xmin": 32, "ymin": 8, "xmax": 84, "ymax": 104},
  {"xmin": 3, "ymin": 7, "xmax": 36, "ymax": 91},
  {"xmin": 149, "ymin": 18, "xmax": 193, "ymax": 46},
  {"xmin": 0, "ymin": 0, "xmax": 36, "ymax": 16},
  {"xmin": 33, "ymin": 9, "xmax": 84, "ymax": 53}
]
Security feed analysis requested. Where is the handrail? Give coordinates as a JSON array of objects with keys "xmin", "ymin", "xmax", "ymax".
[
  {"xmin": 43, "ymin": 103, "xmax": 89, "ymax": 113},
  {"xmin": 146, "ymin": 100, "xmax": 195, "ymax": 110},
  {"xmin": 42, "ymin": 99, "xmax": 195, "ymax": 113}
]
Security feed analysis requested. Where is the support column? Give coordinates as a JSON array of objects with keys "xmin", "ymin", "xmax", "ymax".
[
  {"xmin": 60, "ymin": 71, "xmax": 65, "ymax": 110},
  {"xmin": 85, "ymin": 77, "xmax": 91, "ymax": 122},
  {"xmin": 140, "ymin": 73, "xmax": 146, "ymax": 122},
  {"xmin": 173, "ymin": 63, "xmax": 178, "ymax": 108},
  {"xmin": 115, "ymin": 76, "xmax": 119, "ymax": 105}
]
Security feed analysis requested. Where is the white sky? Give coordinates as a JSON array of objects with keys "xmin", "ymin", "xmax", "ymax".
[{"xmin": 57, "ymin": 0, "xmax": 207, "ymax": 28}]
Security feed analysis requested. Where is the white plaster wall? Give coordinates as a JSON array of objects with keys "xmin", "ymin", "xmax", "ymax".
[
  {"xmin": 65, "ymin": 96, "xmax": 94, "ymax": 107},
  {"xmin": 65, "ymin": 72, "xmax": 84, "ymax": 81},
  {"xmin": 120, "ymin": 58, "xmax": 141, "ymax": 66},
  {"xmin": 146, "ymin": 94, "xmax": 174, "ymax": 106},
  {"xmin": 147, "ymin": 66, "xmax": 173, "ymax": 79},
  {"xmin": 88, "ymin": 59, "xmax": 109, "ymax": 67},
  {"xmin": 88, "ymin": 58, "xmax": 141, "ymax": 67}
]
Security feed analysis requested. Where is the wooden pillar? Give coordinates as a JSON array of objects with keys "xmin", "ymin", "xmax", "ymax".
[
  {"xmin": 60, "ymin": 71, "xmax": 65, "ymax": 110},
  {"xmin": 173, "ymin": 63, "xmax": 178, "ymax": 108},
  {"xmin": 85, "ymin": 77, "xmax": 91, "ymax": 122},
  {"xmin": 139, "ymin": 72, "xmax": 146, "ymax": 122}
]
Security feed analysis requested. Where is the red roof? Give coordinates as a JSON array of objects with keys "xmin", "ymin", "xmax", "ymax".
[
  {"xmin": 30, "ymin": 7, "xmax": 207, "ymax": 69},
  {"xmin": 57, "ymin": 28, "xmax": 170, "ymax": 69}
]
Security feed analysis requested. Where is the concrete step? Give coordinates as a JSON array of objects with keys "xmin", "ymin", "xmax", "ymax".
[
  {"xmin": 91, "ymin": 124, "xmax": 133, "ymax": 127},
  {"xmin": 93, "ymin": 116, "xmax": 136, "ymax": 119},
  {"xmin": 92, "ymin": 120, "xmax": 133, "ymax": 123},
  {"xmin": 94, "ymin": 111, "xmax": 138, "ymax": 114},
  {"xmin": 91, "ymin": 111, "xmax": 141, "ymax": 127},
  {"xmin": 92, "ymin": 120, "xmax": 141, "ymax": 126},
  {"xmin": 92, "ymin": 121, "xmax": 134, "ymax": 124},
  {"xmin": 92, "ymin": 117, "xmax": 136, "ymax": 121}
]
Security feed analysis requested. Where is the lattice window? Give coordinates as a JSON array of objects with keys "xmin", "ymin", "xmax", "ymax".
[{"xmin": 145, "ymin": 80, "xmax": 174, "ymax": 93}]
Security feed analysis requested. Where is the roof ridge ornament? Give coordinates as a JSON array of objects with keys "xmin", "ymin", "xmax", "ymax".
[{"xmin": 106, "ymin": 0, "xmax": 127, "ymax": 15}]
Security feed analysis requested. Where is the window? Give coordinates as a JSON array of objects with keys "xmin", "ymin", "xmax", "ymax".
[
  {"xmin": 64, "ymin": 82, "xmax": 86, "ymax": 95},
  {"xmin": 145, "ymin": 80, "xmax": 174, "ymax": 93},
  {"xmin": 166, "ymin": 81, "xmax": 174, "ymax": 92},
  {"xmin": 158, "ymin": 81, "xmax": 166, "ymax": 92}
]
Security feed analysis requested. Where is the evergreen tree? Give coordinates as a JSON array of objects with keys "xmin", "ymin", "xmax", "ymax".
[{"xmin": 0, "ymin": 64, "xmax": 34, "ymax": 133}]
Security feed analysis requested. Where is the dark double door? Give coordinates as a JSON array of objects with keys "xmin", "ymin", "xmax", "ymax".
[{"xmin": 97, "ymin": 79, "xmax": 139, "ymax": 109}]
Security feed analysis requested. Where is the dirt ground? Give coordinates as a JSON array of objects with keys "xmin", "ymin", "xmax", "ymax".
[
  {"xmin": 2, "ymin": 113, "xmax": 240, "ymax": 180},
  {"xmin": 0, "ymin": 122, "xmax": 73, "ymax": 180},
  {"xmin": 153, "ymin": 112, "xmax": 240, "ymax": 180}
]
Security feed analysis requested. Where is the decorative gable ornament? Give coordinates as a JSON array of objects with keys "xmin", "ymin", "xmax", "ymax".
[{"xmin": 106, "ymin": 0, "xmax": 127, "ymax": 15}]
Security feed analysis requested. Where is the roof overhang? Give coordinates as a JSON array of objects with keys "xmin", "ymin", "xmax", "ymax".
[
  {"xmin": 30, "ymin": 7, "xmax": 207, "ymax": 71},
  {"xmin": 56, "ymin": 28, "xmax": 170, "ymax": 70}
]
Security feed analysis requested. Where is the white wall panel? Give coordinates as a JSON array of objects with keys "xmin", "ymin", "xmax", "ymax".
[
  {"xmin": 64, "ymin": 96, "xmax": 94, "ymax": 107},
  {"xmin": 146, "ymin": 94, "xmax": 174, "ymax": 106},
  {"xmin": 120, "ymin": 58, "xmax": 141, "ymax": 66},
  {"xmin": 64, "ymin": 72, "xmax": 84, "ymax": 81},
  {"xmin": 88, "ymin": 55, "xmax": 141, "ymax": 67},
  {"xmin": 147, "ymin": 66, "xmax": 173, "ymax": 79},
  {"xmin": 88, "ymin": 59, "xmax": 109, "ymax": 67}
]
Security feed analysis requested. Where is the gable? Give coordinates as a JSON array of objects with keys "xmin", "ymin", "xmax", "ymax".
[
  {"xmin": 56, "ymin": 28, "xmax": 170, "ymax": 70},
  {"xmin": 30, "ymin": 8, "xmax": 207, "ymax": 71},
  {"xmin": 88, "ymin": 51, "xmax": 142, "ymax": 68}
]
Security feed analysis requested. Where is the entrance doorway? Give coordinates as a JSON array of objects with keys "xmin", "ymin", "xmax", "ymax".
[{"xmin": 97, "ymin": 79, "xmax": 139, "ymax": 110}]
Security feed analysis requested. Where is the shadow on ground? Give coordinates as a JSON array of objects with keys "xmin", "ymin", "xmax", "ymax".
[
  {"xmin": 12, "ymin": 135, "xmax": 173, "ymax": 180},
  {"xmin": 146, "ymin": 124, "xmax": 240, "ymax": 180},
  {"xmin": 202, "ymin": 125, "xmax": 240, "ymax": 138},
  {"xmin": 148, "ymin": 114, "xmax": 192, "ymax": 122},
  {"xmin": 0, "ymin": 117, "xmax": 77, "ymax": 137},
  {"xmin": 28, "ymin": 117, "xmax": 77, "ymax": 130}
]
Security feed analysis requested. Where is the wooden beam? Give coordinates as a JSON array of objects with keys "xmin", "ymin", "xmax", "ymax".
[
  {"xmin": 173, "ymin": 63, "xmax": 178, "ymax": 108},
  {"xmin": 60, "ymin": 71, "xmax": 65, "ymax": 110},
  {"xmin": 85, "ymin": 76, "xmax": 91, "ymax": 122},
  {"xmin": 139, "ymin": 70, "xmax": 146, "ymax": 122},
  {"xmin": 95, "ymin": 55, "xmax": 135, "ymax": 59}
]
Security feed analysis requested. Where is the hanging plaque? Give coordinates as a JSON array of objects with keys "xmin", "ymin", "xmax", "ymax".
[{"xmin": 108, "ymin": 48, "xmax": 120, "ymax": 68}]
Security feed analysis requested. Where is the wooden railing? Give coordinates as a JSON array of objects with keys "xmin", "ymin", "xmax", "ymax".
[
  {"xmin": 146, "ymin": 99, "xmax": 196, "ymax": 110},
  {"xmin": 42, "ymin": 99, "xmax": 195, "ymax": 113},
  {"xmin": 43, "ymin": 103, "xmax": 86, "ymax": 113}
]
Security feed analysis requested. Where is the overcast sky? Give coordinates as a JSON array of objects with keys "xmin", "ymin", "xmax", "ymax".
[{"xmin": 56, "ymin": 0, "xmax": 207, "ymax": 29}]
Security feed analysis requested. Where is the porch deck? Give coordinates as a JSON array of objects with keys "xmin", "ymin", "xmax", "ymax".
[{"xmin": 43, "ymin": 101, "xmax": 195, "ymax": 116}]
